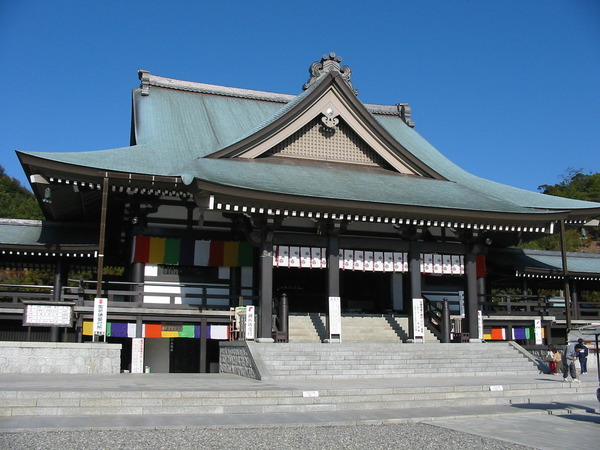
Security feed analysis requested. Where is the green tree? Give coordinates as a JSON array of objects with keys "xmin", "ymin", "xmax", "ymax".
[
  {"xmin": 517, "ymin": 169, "xmax": 600, "ymax": 252},
  {"xmin": 538, "ymin": 168, "xmax": 600, "ymax": 203},
  {"xmin": 0, "ymin": 165, "xmax": 43, "ymax": 219}
]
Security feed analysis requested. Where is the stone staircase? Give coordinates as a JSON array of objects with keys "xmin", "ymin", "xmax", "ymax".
[
  {"xmin": 248, "ymin": 342, "xmax": 539, "ymax": 380},
  {"xmin": 0, "ymin": 342, "xmax": 596, "ymax": 419},
  {"xmin": 288, "ymin": 314, "xmax": 438, "ymax": 343},
  {"xmin": 288, "ymin": 313, "xmax": 326, "ymax": 342},
  {"xmin": 0, "ymin": 374, "xmax": 595, "ymax": 418}
]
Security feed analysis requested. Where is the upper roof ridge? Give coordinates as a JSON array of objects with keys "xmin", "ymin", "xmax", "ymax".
[
  {"xmin": 137, "ymin": 60, "xmax": 413, "ymax": 127},
  {"xmin": 138, "ymin": 69, "xmax": 294, "ymax": 103}
]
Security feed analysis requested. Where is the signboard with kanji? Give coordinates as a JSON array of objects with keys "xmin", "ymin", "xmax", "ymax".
[
  {"xmin": 23, "ymin": 302, "xmax": 74, "ymax": 327},
  {"xmin": 93, "ymin": 297, "xmax": 108, "ymax": 336}
]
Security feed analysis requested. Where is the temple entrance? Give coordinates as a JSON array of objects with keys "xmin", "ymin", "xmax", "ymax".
[
  {"xmin": 272, "ymin": 267, "xmax": 395, "ymax": 315},
  {"xmin": 273, "ymin": 267, "xmax": 327, "ymax": 313},
  {"xmin": 340, "ymin": 271, "xmax": 392, "ymax": 314},
  {"xmin": 169, "ymin": 338, "xmax": 200, "ymax": 373}
]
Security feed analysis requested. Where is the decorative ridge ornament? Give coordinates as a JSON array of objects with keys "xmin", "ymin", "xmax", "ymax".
[{"xmin": 303, "ymin": 52, "xmax": 358, "ymax": 95}]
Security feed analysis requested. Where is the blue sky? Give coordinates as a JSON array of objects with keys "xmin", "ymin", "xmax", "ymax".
[{"xmin": 1, "ymin": 1, "xmax": 599, "ymax": 193}]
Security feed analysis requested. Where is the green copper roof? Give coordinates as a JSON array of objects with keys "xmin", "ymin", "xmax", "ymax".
[
  {"xmin": 0, "ymin": 219, "xmax": 98, "ymax": 248},
  {"xmin": 182, "ymin": 158, "xmax": 549, "ymax": 215},
  {"xmin": 489, "ymin": 248, "xmax": 600, "ymax": 277},
  {"xmin": 17, "ymin": 70, "xmax": 600, "ymax": 218}
]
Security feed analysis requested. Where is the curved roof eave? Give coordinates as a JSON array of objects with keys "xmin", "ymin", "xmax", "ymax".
[
  {"xmin": 375, "ymin": 115, "xmax": 600, "ymax": 214},
  {"xmin": 17, "ymin": 144, "xmax": 189, "ymax": 179},
  {"xmin": 184, "ymin": 158, "xmax": 573, "ymax": 221}
]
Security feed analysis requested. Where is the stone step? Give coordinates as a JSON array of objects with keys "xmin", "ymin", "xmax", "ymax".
[
  {"xmin": 249, "ymin": 342, "xmax": 540, "ymax": 380},
  {"xmin": 287, "ymin": 314, "xmax": 439, "ymax": 343},
  {"xmin": 0, "ymin": 382, "xmax": 593, "ymax": 417}
]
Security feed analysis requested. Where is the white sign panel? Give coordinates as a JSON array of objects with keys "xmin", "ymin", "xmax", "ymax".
[
  {"xmin": 534, "ymin": 318, "xmax": 542, "ymax": 345},
  {"xmin": 478, "ymin": 310, "xmax": 483, "ymax": 341},
  {"xmin": 328, "ymin": 296, "xmax": 342, "ymax": 342},
  {"xmin": 412, "ymin": 298, "xmax": 424, "ymax": 341},
  {"xmin": 245, "ymin": 305, "xmax": 255, "ymax": 340},
  {"xmin": 24, "ymin": 303, "xmax": 73, "ymax": 327},
  {"xmin": 131, "ymin": 338, "xmax": 144, "ymax": 374},
  {"xmin": 93, "ymin": 297, "xmax": 108, "ymax": 336}
]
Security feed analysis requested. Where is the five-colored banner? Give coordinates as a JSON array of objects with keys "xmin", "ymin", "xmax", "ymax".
[{"xmin": 132, "ymin": 236, "xmax": 253, "ymax": 267}]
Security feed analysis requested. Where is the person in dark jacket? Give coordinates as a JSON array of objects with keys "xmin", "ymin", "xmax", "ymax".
[
  {"xmin": 562, "ymin": 343, "xmax": 580, "ymax": 383},
  {"xmin": 575, "ymin": 338, "xmax": 589, "ymax": 374}
]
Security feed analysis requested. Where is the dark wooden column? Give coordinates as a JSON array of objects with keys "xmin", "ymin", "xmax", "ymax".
[
  {"xmin": 408, "ymin": 240, "xmax": 422, "ymax": 300},
  {"xmin": 96, "ymin": 177, "xmax": 109, "ymax": 299},
  {"xmin": 559, "ymin": 219, "xmax": 572, "ymax": 331},
  {"xmin": 130, "ymin": 262, "xmax": 145, "ymax": 338},
  {"xmin": 258, "ymin": 236, "xmax": 274, "ymax": 341},
  {"xmin": 50, "ymin": 256, "xmax": 68, "ymax": 342},
  {"xmin": 200, "ymin": 317, "xmax": 207, "ymax": 372},
  {"xmin": 465, "ymin": 252, "xmax": 479, "ymax": 340},
  {"xmin": 327, "ymin": 235, "xmax": 340, "ymax": 298},
  {"xmin": 408, "ymin": 240, "xmax": 421, "ymax": 339}
]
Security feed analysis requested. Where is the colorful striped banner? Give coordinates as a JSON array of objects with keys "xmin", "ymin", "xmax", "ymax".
[
  {"xmin": 132, "ymin": 237, "xmax": 253, "ymax": 267},
  {"xmin": 83, "ymin": 322, "xmax": 230, "ymax": 340}
]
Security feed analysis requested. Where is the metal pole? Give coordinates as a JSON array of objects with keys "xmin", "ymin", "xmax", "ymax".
[
  {"xmin": 279, "ymin": 292, "xmax": 289, "ymax": 338},
  {"xmin": 559, "ymin": 219, "xmax": 572, "ymax": 333}
]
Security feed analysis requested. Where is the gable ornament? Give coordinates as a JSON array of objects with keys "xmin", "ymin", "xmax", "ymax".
[
  {"xmin": 303, "ymin": 52, "xmax": 358, "ymax": 95},
  {"xmin": 321, "ymin": 107, "xmax": 339, "ymax": 128}
]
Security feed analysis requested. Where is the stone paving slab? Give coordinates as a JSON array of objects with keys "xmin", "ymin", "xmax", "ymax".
[
  {"xmin": 0, "ymin": 371, "xmax": 596, "ymax": 392},
  {"xmin": 0, "ymin": 401, "xmax": 597, "ymax": 433},
  {"xmin": 429, "ymin": 410, "xmax": 600, "ymax": 450},
  {"xmin": 0, "ymin": 370, "xmax": 598, "ymax": 449}
]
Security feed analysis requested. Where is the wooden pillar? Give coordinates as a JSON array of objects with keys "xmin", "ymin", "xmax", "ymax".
[
  {"xmin": 258, "ymin": 236, "xmax": 273, "ymax": 341},
  {"xmin": 200, "ymin": 317, "xmax": 207, "ymax": 373},
  {"xmin": 230, "ymin": 267, "xmax": 242, "ymax": 307},
  {"xmin": 96, "ymin": 177, "xmax": 109, "ymax": 299},
  {"xmin": 408, "ymin": 240, "xmax": 421, "ymax": 339},
  {"xmin": 327, "ymin": 235, "xmax": 340, "ymax": 298},
  {"xmin": 465, "ymin": 252, "xmax": 479, "ymax": 340},
  {"xmin": 571, "ymin": 281, "xmax": 579, "ymax": 320},
  {"xmin": 50, "ymin": 256, "xmax": 67, "ymax": 342},
  {"xmin": 559, "ymin": 219, "xmax": 572, "ymax": 332},
  {"xmin": 408, "ymin": 240, "xmax": 422, "ymax": 299}
]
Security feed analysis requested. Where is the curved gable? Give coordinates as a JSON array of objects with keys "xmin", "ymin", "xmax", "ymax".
[{"xmin": 208, "ymin": 72, "xmax": 444, "ymax": 179}]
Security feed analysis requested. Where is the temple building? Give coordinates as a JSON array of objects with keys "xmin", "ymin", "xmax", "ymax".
[{"xmin": 2, "ymin": 53, "xmax": 600, "ymax": 373}]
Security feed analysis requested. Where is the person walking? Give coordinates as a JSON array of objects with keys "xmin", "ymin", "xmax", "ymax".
[
  {"xmin": 562, "ymin": 342, "xmax": 579, "ymax": 383},
  {"xmin": 574, "ymin": 338, "xmax": 589, "ymax": 374}
]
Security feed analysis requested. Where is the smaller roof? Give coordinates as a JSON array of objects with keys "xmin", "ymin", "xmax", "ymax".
[
  {"xmin": 0, "ymin": 219, "xmax": 98, "ymax": 253},
  {"xmin": 488, "ymin": 247, "xmax": 600, "ymax": 280}
]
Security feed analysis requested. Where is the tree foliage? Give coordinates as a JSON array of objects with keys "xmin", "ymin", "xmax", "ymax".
[
  {"xmin": 517, "ymin": 169, "xmax": 600, "ymax": 252},
  {"xmin": 0, "ymin": 165, "xmax": 43, "ymax": 219},
  {"xmin": 538, "ymin": 168, "xmax": 600, "ymax": 203}
]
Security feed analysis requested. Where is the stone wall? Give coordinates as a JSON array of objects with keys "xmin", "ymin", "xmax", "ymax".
[
  {"xmin": 0, "ymin": 342, "xmax": 122, "ymax": 374},
  {"xmin": 219, "ymin": 342, "xmax": 259, "ymax": 379}
]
